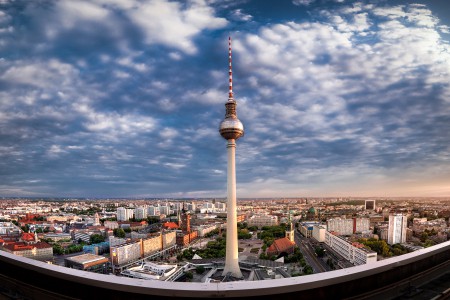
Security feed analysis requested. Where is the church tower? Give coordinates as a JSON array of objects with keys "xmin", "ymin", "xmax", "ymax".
[{"xmin": 286, "ymin": 207, "xmax": 295, "ymax": 243}]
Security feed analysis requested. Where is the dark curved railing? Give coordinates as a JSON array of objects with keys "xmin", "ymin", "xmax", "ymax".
[{"xmin": 0, "ymin": 241, "xmax": 449, "ymax": 299}]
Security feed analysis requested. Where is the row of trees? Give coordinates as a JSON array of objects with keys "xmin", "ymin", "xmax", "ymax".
[
  {"xmin": 52, "ymin": 243, "xmax": 83, "ymax": 255},
  {"xmin": 177, "ymin": 238, "xmax": 227, "ymax": 261},
  {"xmin": 237, "ymin": 222, "xmax": 259, "ymax": 232},
  {"xmin": 257, "ymin": 225, "xmax": 286, "ymax": 247},
  {"xmin": 357, "ymin": 238, "xmax": 409, "ymax": 257}
]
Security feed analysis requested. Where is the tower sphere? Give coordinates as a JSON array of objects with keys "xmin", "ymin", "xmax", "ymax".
[{"xmin": 219, "ymin": 117, "xmax": 244, "ymax": 140}]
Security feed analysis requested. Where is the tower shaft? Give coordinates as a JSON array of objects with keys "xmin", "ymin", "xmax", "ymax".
[
  {"xmin": 222, "ymin": 139, "xmax": 242, "ymax": 278},
  {"xmin": 219, "ymin": 36, "xmax": 244, "ymax": 278}
]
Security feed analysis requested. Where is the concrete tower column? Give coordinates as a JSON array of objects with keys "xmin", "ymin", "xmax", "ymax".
[{"xmin": 222, "ymin": 139, "xmax": 242, "ymax": 278}]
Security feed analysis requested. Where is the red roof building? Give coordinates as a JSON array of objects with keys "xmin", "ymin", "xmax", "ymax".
[
  {"xmin": 266, "ymin": 237, "xmax": 296, "ymax": 257},
  {"xmin": 21, "ymin": 232, "xmax": 36, "ymax": 242},
  {"xmin": 162, "ymin": 222, "xmax": 179, "ymax": 230},
  {"xmin": 1, "ymin": 241, "xmax": 53, "ymax": 261}
]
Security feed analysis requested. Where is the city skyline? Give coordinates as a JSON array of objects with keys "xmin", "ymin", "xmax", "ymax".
[{"xmin": 1, "ymin": 0, "xmax": 450, "ymax": 198}]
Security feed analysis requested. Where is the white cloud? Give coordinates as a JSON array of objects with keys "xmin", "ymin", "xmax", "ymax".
[
  {"xmin": 231, "ymin": 9, "xmax": 253, "ymax": 22},
  {"xmin": 160, "ymin": 127, "xmax": 179, "ymax": 139},
  {"xmin": 31, "ymin": 0, "xmax": 226, "ymax": 54},
  {"xmin": 76, "ymin": 103, "xmax": 156, "ymax": 139},
  {"xmin": 1, "ymin": 59, "xmax": 78, "ymax": 89},
  {"xmin": 124, "ymin": 0, "xmax": 227, "ymax": 54},
  {"xmin": 292, "ymin": 0, "xmax": 315, "ymax": 6}
]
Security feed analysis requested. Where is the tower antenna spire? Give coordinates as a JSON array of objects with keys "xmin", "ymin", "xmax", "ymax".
[{"xmin": 228, "ymin": 36, "xmax": 233, "ymax": 100}]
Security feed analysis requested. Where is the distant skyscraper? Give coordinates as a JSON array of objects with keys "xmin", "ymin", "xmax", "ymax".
[
  {"xmin": 219, "ymin": 37, "xmax": 244, "ymax": 278},
  {"xmin": 388, "ymin": 213, "xmax": 407, "ymax": 245}
]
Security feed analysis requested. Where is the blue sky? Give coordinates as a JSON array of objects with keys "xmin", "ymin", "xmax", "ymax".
[{"xmin": 0, "ymin": 0, "xmax": 449, "ymax": 198}]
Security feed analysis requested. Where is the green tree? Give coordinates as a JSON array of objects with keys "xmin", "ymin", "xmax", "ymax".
[
  {"xmin": 303, "ymin": 265, "xmax": 314, "ymax": 275},
  {"xmin": 420, "ymin": 232, "xmax": 429, "ymax": 242},
  {"xmin": 113, "ymin": 228, "xmax": 126, "ymax": 238},
  {"xmin": 146, "ymin": 216, "xmax": 160, "ymax": 224},
  {"xmin": 238, "ymin": 228, "xmax": 252, "ymax": 239},
  {"xmin": 185, "ymin": 272, "xmax": 193, "ymax": 282},
  {"xmin": 315, "ymin": 247, "xmax": 325, "ymax": 257},
  {"xmin": 53, "ymin": 243, "xmax": 64, "ymax": 255},
  {"xmin": 195, "ymin": 266, "xmax": 205, "ymax": 274},
  {"xmin": 90, "ymin": 234, "xmax": 105, "ymax": 244},
  {"xmin": 248, "ymin": 226, "xmax": 258, "ymax": 232}
]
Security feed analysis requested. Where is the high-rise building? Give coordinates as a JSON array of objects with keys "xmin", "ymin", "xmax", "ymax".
[
  {"xmin": 116, "ymin": 207, "xmax": 134, "ymax": 221},
  {"xmin": 388, "ymin": 213, "xmax": 407, "ymax": 245},
  {"xmin": 116, "ymin": 207, "xmax": 126, "ymax": 221},
  {"xmin": 327, "ymin": 218, "xmax": 353, "ymax": 236},
  {"xmin": 147, "ymin": 206, "xmax": 160, "ymax": 216},
  {"xmin": 134, "ymin": 207, "xmax": 147, "ymax": 220},
  {"xmin": 159, "ymin": 206, "xmax": 170, "ymax": 216},
  {"xmin": 353, "ymin": 217, "xmax": 370, "ymax": 233},
  {"xmin": 219, "ymin": 37, "xmax": 244, "ymax": 279}
]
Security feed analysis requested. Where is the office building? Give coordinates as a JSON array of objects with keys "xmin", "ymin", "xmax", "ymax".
[
  {"xmin": 247, "ymin": 214, "xmax": 278, "ymax": 228},
  {"xmin": 325, "ymin": 231, "xmax": 377, "ymax": 265}
]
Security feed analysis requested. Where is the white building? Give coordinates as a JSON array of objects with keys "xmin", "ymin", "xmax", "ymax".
[
  {"xmin": 134, "ymin": 207, "xmax": 148, "ymax": 220},
  {"xmin": 326, "ymin": 218, "xmax": 370, "ymax": 235},
  {"xmin": 121, "ymin": 261, "xmax": 181, "ymax": 281},
  {"xmin": 104, "ymin": 221, "xmax": 119, "ymax": 230},
  {"xmin": 111, "ymin": 241, "xmax": 142, "ymax": 266},
  {"xmin": 0, "ymin": 222, "xmax": 21, "ymax": 235},
  {"xmin": 117, "ymin": 207, "xmax": 134, "ymax": 221},
  {"xmin": 186, "ymin": 202, "xmax": 196, "ymax": 212},
  {"xmin": 159, "ymin": 206, "xmax": 170, "ymax": 216},
  {"xmin": 327, "ymin": 218, "xmax": 353, "ymax": 236},
  {"xmin": 299, "ymin": 222, "xmax": 321, "ymax": 238},
  {"xmin": 312, "ymin": 225, "xmax": 327, "ymax": 242},
  {"xmin": 325, "ymin": 231, "xmax": 377, "ymax": 265},
  {"xmin": 195, "ymin": 224, "xmax": 220, "ymax": 237},
  {"xmin": 214, "ymin": 202, "xmax": 226, "ymax": 212},
  {"xmin": 247, "ymin": 214, "xmax": 278, "ymax": 228},
  {"xmin": 147, "ymin": 206, "xmax": 160, "ymax": 216},
  {"xmin": 388, "ymin": 213, "xmax": 407, "ymax": 245},
  {"xmin": 354, "ymin": 218, "xmax": 370, "ymax": 233}
]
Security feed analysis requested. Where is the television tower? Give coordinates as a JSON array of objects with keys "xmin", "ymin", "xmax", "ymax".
[{"xmin": 219, "ymin": 36, "xmax": 244, "ymax": 278}]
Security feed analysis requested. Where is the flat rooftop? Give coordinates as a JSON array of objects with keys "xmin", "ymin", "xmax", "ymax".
[{"xmin": 65, "ymin": 253, "xmax": 108, "ymax": 264}]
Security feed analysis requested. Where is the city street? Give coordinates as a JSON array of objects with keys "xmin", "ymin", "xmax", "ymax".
[{"xmin": 294, "ymin": 231, "xmax": 326, "ymax": 273}]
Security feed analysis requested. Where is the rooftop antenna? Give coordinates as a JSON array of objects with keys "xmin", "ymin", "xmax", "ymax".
[{"xmin": 228, "ymin": 36, "xmax": 233, "ymax": 100}]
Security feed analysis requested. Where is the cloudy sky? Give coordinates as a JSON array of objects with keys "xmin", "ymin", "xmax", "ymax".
[{"xmin": 0, "ymin": 0, "xmax": 449, "ymax": 198}]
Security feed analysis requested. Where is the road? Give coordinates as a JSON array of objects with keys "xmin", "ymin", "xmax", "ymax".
[{"xmin": 294, "ymin": 231, "xmax": 327, "ymax": 273}]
